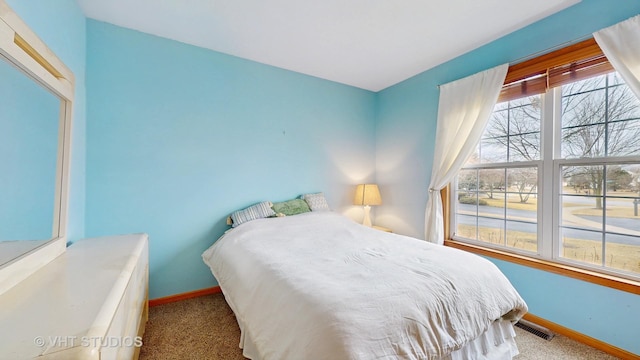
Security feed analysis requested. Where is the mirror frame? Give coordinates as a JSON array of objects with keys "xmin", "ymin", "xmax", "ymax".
[{"xmin": 0, "ymin": 0, "xmax": 74, "ymax": 295}]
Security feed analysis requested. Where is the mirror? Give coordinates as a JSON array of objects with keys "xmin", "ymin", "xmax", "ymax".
[
  {"xmin": 0, "ymin": 55, "xmax": 61, "ymax": 267},
  {"xmin": 0, "ymin": 0, "xmax": 74, "ymax": 294}
]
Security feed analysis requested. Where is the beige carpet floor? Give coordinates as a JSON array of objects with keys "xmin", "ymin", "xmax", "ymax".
[{"xmin": 139, "ymin": 293, "xmax": 619, "ymax": 360}]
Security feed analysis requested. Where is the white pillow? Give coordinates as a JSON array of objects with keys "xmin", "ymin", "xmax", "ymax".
[{"xmin": 302, "ymin": 193, "xmax": 330, "ymax": 211}]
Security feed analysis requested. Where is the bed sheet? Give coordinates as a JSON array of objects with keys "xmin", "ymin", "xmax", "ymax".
[{"xmin": 202, "ymin": 212, "xmax": 527, "ymax": 359}]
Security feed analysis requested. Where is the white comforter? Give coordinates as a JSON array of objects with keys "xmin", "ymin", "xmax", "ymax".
[{"xmin": 202, "ymin": 212, "xmax": 527, "ymax": 360}]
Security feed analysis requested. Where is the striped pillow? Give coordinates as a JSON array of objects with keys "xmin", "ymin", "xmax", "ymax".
[
  {"xmin": 303, "ymin": 192, "xmax": 330, "ymax": 211},
  {"xmin": 230, "ymin": 201, "xmax": 276, "ymax": 227}
]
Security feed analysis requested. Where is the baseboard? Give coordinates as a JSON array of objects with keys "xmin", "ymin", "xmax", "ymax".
[
  {"xmin": 148, "ymin": 286, "xmax": 221, "ymax": 307},
  {"xmin": 523, "ymin": 313, "xmax": 639, "ymax": 359}
]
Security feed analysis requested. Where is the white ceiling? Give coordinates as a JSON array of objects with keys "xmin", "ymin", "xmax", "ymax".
[{"xmin": 76, "ymin": 0, "xmax": 580, "ymax": 92}]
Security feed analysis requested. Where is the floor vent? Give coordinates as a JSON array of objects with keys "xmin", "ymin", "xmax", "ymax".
[{"xmin": 515, "ymin": 319, "xmax": 555, "ymax": 341}]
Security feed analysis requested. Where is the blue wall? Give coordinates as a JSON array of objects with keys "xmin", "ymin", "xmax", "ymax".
[
  {"xmin": 5, "ymin": 0, "xmax": 639, "ymax": 354},
  {"xmin": 491, "ymin": 258, "xmax": 640, "ymax": 354},
  {"xmin": 84, "ymin": 20, "xmax": 376, "ymax": 299},
  {"xmin": 6, "ymin": 0, "xmax": 87, "ymax": 243},
  {"xmin": 375, "ymin": 0, "xmax": 640, "ymax": 354}
]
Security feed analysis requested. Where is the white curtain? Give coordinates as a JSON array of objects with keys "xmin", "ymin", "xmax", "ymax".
[
  {"xmin": 424, "ymin": 64, "xmax": 508, "ymax": 244},
  {"xmin": 594, "ymin": 14, "xmax": 640, "ymax": 99}
]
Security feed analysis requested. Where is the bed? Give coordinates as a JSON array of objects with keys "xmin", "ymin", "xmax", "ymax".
[{"xmin": 202, "ymin": 211, "xmax": 528, "ymax": 360}]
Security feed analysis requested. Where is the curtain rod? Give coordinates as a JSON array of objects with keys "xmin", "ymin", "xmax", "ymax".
[
  {"xmin": 509, "ymin": 33, "xmax": 594, "ymax": 65},
  {"xmin": 436, "ymin": 33, "xmax": 595, "ymax": 89}
]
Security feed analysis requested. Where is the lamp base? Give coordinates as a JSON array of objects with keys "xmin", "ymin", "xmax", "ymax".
[{"xmin": 362, "ymin": 205, "xmax": 372, "ymax": 227}]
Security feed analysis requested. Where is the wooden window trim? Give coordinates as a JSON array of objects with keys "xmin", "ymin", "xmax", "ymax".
[{"xmin": 441, "ymin": 187, "xmax": 640, "ymax": 295}]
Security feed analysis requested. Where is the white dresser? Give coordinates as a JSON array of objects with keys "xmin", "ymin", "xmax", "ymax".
[{"xmin": 0, "ymin": 234, "xmax": 149, "ymax": 360}]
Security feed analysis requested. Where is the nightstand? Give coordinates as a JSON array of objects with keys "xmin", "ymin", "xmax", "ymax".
[{"xmin": 372, "ymin": 225, "xmax": 392, "ymax": 233}]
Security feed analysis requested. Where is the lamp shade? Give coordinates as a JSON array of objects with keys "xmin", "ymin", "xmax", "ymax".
[{"xmin": 354, "ymin": 184, "xmax": 382, "ymax": 206}]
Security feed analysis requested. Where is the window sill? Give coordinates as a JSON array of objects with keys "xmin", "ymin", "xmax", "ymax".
[{"xmin": 444, "ymin": 239, "xmax": 640, "ymax": 295}]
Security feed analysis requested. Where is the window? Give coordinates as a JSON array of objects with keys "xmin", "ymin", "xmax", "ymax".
[{"xmin": 452, "ymin": 39, "xmax": 640, "ymax": 280}]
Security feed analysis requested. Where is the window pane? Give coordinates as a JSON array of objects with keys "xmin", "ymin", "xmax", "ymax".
[
  {"xmin": 481, "ymin": 109, "xmax": 508, "ymax": 163},
  {"xmin": 508, "ymin": 133, "xmax": 540, "ymax": 161},
  {"xmin": 507, "ymin": 167, "xmax": 538, "ymax": 206},
  {"xmin": 478, "ymin": 216, "xmax": 504, "ymax": 246},
  {"xmin": 509, "ymin": 96, "xmax": 541, "ymax": 162},
  {"xmin": 605, "ymin": 203, "xmax": 640, "ymax": 236},
  {"xmin": 559, "ymin": 163, "xmax": 640, "ymax": 276},
  {"xmin": 561, "ymin": 73, "xmax": 640, "ymax": 159},
  {"xmin": 506, "ymin": 220, "xmax": 537, "ymax": 252},
  {"xmin": 560, "ymin": 195, "xmax": 603, "ymax": 232},
  {"xmin": 604, "ymin": 234, "xmax": 640, "ymax": 275},
  {"xmin": 606, "ymin": 164, "xmax": 638, "ymax": 196},
  {"xmin": 477, "ymin": 170, "xmax": 505, "ymax": 245},
  {"xmin": 506, "ymin": 168, "xmax": 537, "ymax": 213},
  {"xmin": 562, "ymin": 75, "xmax": 607, "ymax": 97},
  {"xmin": 560, "ymin": 227, "xmax": 603, "ymax": 267},
  {"xmin": 561, "ymin": 124, "xmax": 605, "ymax": 158},
  {"xmin": 503, "ymin": 167, "xmax": 538, "ymax": 253},
  {"xmin": 456, "ymin": 214, "xmax": 477, "ymax": 240},
  {"xmin": 457, "ymin": 169, "xmax": 477, "ymax": 192},
  {"xmin": 456, "ymin": 191, "xmax": 478, "ymax": 213},
  {"xmin": 479, "ymin": 138, "xmax": 507, "ymax": 163},
  {"xmin": 501, "ymin": 167, "xmax": 538, "ymax": 253},
  {"xmin": 562, "ymin": 88, "xmax": 606, "ymax": 128},
  {"xmin": 479, "ymin": 169, "xmax": 505, "ymax": 202},
  {"xmin": 560, "ymin": 165, "xmax": 606, "ymax": 267},
  {"xmin": 608, "ymin": 120, "xmax": 640, "ymax": 156},
  {"xmin": 604, "ymin": 165, "xmax": 640, "ymax": 240},
  {"xmin": 486, "ymin": 108, "xmax": 509, "ymax": 137},
  {"xmin": 455, "ymin": 178, "xmax": 478, "ymax": 243},
  {"xmin": 561, "ymin": 165, "xmax": 605, "ymax": 235},
  {"xmin": 509, "ymin": 99, "xmax": 541, "ymax": 135},
  {"xmin": 482, "ymin": 97, "xmax": 541, "ymax": 163},
  {"xmin": 562, "ymin": 165, "xmax": 604, "ymax": 196},
  {"xmin": 560, "ymin": 75, "xmax": 604, "ymax": 159},
  {"xmin": 608, "ymin": 82, "xmax": 640, "ymax": 121}
]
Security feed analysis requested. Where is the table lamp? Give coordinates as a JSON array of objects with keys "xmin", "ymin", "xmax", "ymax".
[{"xmin": 354, "ymin": 184, "xmax": 382, "ymax": 227}]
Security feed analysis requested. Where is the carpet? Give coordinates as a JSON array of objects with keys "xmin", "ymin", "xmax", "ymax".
[{"xmin": 139, "ymin": 293, "xmax": 619, "ymax": 360}]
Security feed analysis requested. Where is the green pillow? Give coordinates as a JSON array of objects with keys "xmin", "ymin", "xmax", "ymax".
[{"xmin": 272, "ymin": 199, "xmax": 311, "ymax": 216}]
